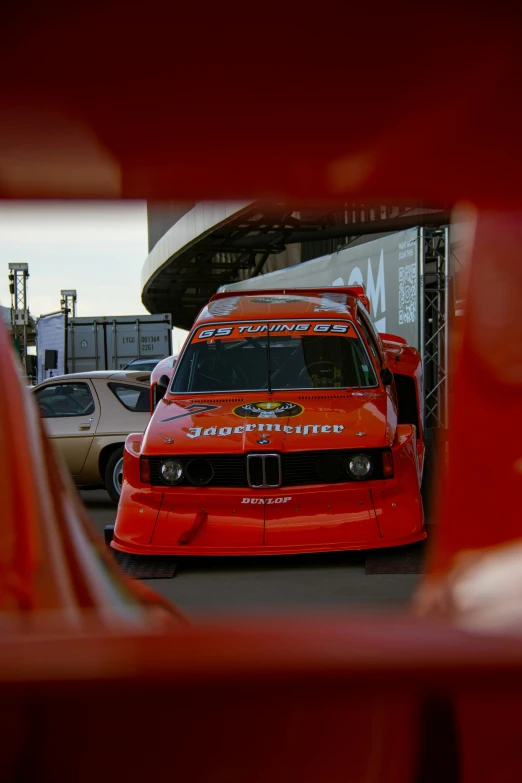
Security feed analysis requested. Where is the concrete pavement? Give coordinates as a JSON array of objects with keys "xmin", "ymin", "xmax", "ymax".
[{"xmin": 81, "ymin": 489, "xmax": 421, "ymax": 617}]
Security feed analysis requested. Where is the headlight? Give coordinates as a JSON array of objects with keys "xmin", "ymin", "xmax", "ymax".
[
  {"xmin": 316, "ymin": 453, "xmax": 344, "ymax": 482},
  {"xmin": 186, "ymin": 457, "xmax": 214, "ymax": 486},
  {"xmin": 160, "ymin": 458, "xmax": 184, "ymax": 484},
  {"xmin": 348, "ymin": 454, "xmax": 372, "ymax": 479}
]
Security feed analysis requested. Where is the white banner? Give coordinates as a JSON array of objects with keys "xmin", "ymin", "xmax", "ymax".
[
  {"xmin": 36, "ymin": 313, "xmax": 65, "ymax": 384},
  {"xmin": 222, "ymin": 228, "xmax": 421, "ymax": 348}
]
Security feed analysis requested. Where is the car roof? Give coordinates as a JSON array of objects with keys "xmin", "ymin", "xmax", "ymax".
[
  {"xmin": 150, "ymin": 354, "xmax": 179, "ymax": 383},
  {"xmin": 196, "ymin": 288, "xmax": 358, "ymax": 325},
  {"xmin": 152, "ymin": 355, "xmax": 178, "ymax": 369},
  {"xmin": 35, "ymin": 370, "xmax": 151, "ymax": 386}
]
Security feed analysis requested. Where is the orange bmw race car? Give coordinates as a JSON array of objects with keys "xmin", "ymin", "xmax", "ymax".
[{"xmin": 111, "ymin": 287, "xmax": 426, "ymax": 556}]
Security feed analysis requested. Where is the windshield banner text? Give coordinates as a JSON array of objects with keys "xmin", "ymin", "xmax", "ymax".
[{"xmin": 193, "ymin": 321, "xmax": 357, "ymax": 342}]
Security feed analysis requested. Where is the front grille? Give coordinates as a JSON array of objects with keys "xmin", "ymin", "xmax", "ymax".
[
  {"xmin": 283, "ymin": 449, "xmax": 386, "ymax": 485},
  {"xmin": 148, "ymin": 449, "xmax": 389, "ymax": 488},
  {"xmin": 246, "ymin": 453, "xmax": 282, "ymax": 487},
  {"xmin": 265, "ymin": 457, "xmax": 281, "ymax": 486}
]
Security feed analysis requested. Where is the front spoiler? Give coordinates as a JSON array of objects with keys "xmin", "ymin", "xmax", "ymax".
[{"xmin": 111, "ymin": 528, "xmax": 427, "ymax": 557}]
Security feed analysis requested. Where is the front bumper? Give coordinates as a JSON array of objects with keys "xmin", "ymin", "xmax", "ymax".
[{"xmin": 112, "ymin": 479, "xmax": 425, "ymax": 556}]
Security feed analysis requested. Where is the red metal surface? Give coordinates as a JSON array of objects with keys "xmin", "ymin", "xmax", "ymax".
[
  {"xmin": 212, "ymin": 286, "xmax": 372, "ymax": 311},
  {"xmin": 149, "ymin": 354, "xmax": 178, "ymax": 412},
  {"xmin": 383, "ymin": 338, "xmax": 425, "ymax": 470},
  {"xmin": 0, "ymin": 321, "xmax": 186, "ymax": 627},
  {"xmin": 3, "ymin": 6, "xmax": 522, "ymax": 780},
  {"xmin": 2, "ymin": 7, "xmax": 522, "ymax": 207}
]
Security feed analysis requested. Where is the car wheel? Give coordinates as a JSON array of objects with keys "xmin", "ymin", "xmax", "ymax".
[
  {"xmin": 105, "ymin": 447, "xmax": 124, "ymax": 504},
  {"xmin": 421, "ymin": 427, "xmax": 442, "ymax": 519}
]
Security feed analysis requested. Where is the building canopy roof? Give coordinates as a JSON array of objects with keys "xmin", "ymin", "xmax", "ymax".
[{"xmin": 142, "ymin": 202, "xmax": 449, "ymax": 330}]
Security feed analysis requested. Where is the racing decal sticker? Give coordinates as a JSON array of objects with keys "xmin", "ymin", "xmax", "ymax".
[
  {"xmin": 207, "ymin": 297, "xmax": 241, "ymax": 316},
  {"xmin": 233, "ymin": 401, "xmax": 303, "ymax": 418},
  {"xmin": 160, "ymin": 403, "xmax": 220, "ymax": 423},
  {"xmin": 241, "ymin": 497, "xmax": 292, "ymax": 504},
  {"xmin": 186, "ymin": 423, "xmax": 344, "ymax": 438},
  {"xmin": 249, "ymin": 296, "xmax": 304, "ymax": 304},
  {"xmin": 193, "ymin": 321, "xmax": 357, "ymax": 341},
  {"xmin": 313, "ymin": 292, "xmax": 349, "ymax": 314}
]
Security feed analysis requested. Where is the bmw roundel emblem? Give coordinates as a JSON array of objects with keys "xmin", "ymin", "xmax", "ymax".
[{"xmin": 257, "ymin": 438, "xmax": 270, "ymax": 445}]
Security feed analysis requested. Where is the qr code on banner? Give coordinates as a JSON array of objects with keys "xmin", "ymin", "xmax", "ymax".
[{"xmin": 398, "ymin": 263, "xmax": 417, "ymax": 324}]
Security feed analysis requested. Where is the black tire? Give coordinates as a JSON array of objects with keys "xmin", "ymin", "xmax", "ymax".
[
  {"xmin": 422, "ymin": 427, "xmax": 443, "ymax": 521},
  {"xmin": 421, "ymin": 428, "xmax": 434, "ymax": 498},
  {"xmin": 104, "ymin": 446, "xmax": 124, "ymax": 504}
]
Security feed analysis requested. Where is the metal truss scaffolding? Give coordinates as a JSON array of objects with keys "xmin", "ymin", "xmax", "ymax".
[
  {"xmin": 8, "ymin": 263, "xmax": 30, "ymax": 377},
  {"xmin": 420, "ymin": 227, "xmax": 449, "ymax": 429}
]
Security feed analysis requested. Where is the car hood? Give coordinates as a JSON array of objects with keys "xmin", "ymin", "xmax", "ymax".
[{"xmin": 143, "ymin": 392, "xmax": 395, "ymax": 454}]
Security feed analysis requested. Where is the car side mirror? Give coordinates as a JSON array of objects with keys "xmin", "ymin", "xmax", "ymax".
[
  {"xmin": 156, "ymin": 374, "xmax": 171, "ymax": 400},
  {"xmin": 381, "ymin": 368, "xmax": 394, "ymax": 386}
]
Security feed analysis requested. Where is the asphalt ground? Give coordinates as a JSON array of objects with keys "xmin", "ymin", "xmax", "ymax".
[{"xmin": 80, "ymin": 489, "xmax": 423, "ymax": 618}]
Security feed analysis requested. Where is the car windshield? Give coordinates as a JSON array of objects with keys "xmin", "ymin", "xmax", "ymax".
[{"xmin": 171, "ymin": 320, "xmax": 378, "ymax": 393}]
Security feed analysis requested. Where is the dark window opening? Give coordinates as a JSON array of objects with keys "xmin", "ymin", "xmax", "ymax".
[
  {"xmin": 35, "ymin": 382, "xmax": 95, "ymax": 418},
  {"xmin": 394, "ymin": 374, "xmax": 420, "ymax": 436},
  {"xmin": 109, "ymin": 383, "xmax": 150, "ymax": 412}
]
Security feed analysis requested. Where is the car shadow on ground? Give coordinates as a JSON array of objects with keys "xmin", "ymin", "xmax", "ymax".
[
  {"xmin": 79, "ymin": 487, "xmax": 115, "ymax": 507},
  {"xmin": 179, "ymin": 549, "xmax": 367, "ymax": 575},
  {"xmin": 112, "ymin": 540, "xmax": 427, "ymax": 581},
  {"xmin": 179, "ymin": 537, "xmax": 427, "ymax": 577}
]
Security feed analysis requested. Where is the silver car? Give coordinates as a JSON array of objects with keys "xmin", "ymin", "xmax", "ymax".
[{"xmin": 33, "ymin": 370, "xmax": 151, "ymax": 502}]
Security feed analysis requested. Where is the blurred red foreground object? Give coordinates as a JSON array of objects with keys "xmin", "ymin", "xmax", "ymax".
[
  {"xmin": 2, "ymin": 4, "xmax": 522, "ymax": 783},
  {"xmin": 0, "ymin": 5, "xmax": 521, "ymax": 205}
]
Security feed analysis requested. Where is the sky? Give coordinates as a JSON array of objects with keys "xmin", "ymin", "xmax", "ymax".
[
  {"xmin": 0, "ymin": 201, "xmax": 189, "ymax": 351},
  {"xmin": 0, "ymin": 201, "xmax": 150, "ymax": 318}
]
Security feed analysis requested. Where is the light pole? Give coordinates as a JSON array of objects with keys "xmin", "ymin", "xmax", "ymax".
[{"xmin": 60, "ymin": 289, "xmax": 77, "ymax": 375}]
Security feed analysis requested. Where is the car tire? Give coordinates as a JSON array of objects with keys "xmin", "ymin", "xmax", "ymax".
[
  {"xmin": 421, "ymin": 427, "xmax": 443, "ymax": 520},
  {"xmin": 105, "ymin": 447, "xmax": 124, "ymax": 504}
]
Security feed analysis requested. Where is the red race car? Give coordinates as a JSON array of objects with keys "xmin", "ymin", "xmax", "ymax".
[{"xmin": 111, "ymin": 288, "xmax": 426, "ymax": 556}]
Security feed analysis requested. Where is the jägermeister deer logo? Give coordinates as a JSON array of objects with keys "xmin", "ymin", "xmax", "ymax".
[{"xmin": 233, "ymin": 401, "xmax": 304, "ymax": 418}]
